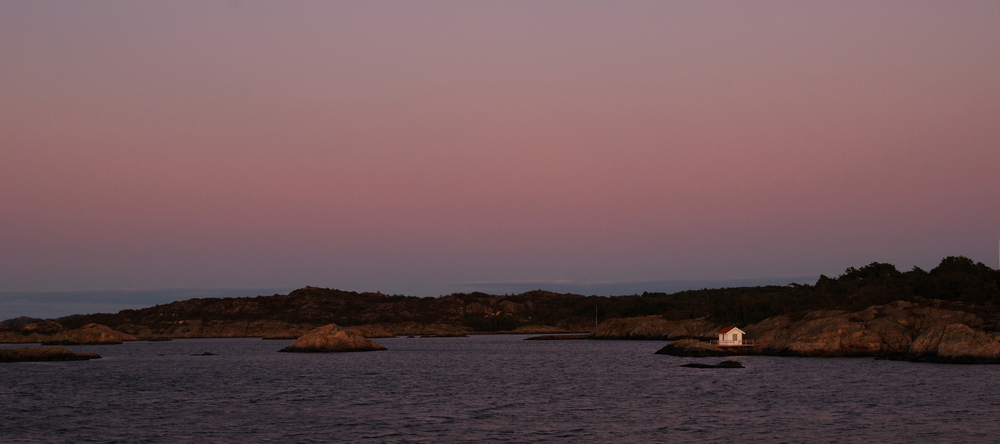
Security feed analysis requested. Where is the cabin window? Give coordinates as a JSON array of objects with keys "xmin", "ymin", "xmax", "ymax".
[{"xmin": 732, "ymin": 334, "xmax": 738, "ymax": 341}]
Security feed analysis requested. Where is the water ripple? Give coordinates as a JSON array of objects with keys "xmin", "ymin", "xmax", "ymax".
[{"xmin": 3, "ymin": 337, "xmax": 1000, "ymax": 442}]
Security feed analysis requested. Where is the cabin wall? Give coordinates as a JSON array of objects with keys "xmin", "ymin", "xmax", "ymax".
[{"xmin": 717, "ymin": 332, "xmax": 743, "ymax": 345}]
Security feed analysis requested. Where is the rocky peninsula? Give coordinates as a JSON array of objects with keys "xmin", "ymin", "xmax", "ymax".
[{"xmin": 655, "ymin": 299, "xmax": 1000, "ymax": 364}]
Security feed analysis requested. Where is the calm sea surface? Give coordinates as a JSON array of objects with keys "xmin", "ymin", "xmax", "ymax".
[{"xmin": 3, "ymin": 335, "xmax": 1000, "ymax": 443}]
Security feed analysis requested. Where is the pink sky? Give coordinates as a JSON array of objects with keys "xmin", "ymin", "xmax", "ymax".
[{"xmin": 2, "ymin": 1, "xmax": 998, "ymax": 296}]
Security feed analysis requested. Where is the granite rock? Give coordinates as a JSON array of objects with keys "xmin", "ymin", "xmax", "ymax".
[
  {"xmin": 905, "ymin": 323, "xmax": 1000, "ymax": 364},
  {"xmin": 279, "ymin": 324, "xmax": 387, "ymax": 353}
]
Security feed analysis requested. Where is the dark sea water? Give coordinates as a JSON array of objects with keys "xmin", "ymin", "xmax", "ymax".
[{"xmin": 3, "ymin": 335, "xmax": 1000, "ymax": 443}]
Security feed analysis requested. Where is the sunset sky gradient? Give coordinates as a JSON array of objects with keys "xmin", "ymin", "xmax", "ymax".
[{"xmin": 2, "ymin": 2, "xmax": 998, "ymax": 317}]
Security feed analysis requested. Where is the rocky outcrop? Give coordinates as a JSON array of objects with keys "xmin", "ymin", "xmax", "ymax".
[
  {"xmin": 278, "ymin": 324, "xmax": 387, "ymax": 353},
  {"xmin": 0, "ymin": 321, "xmax": 66, "ymax": 343},
  {"xmin": 110, "ymin": 320, "xmax": 396, "ymax": 340},
  {"xmin": 0, "ymin": 331, "xmax": 50, "ymax": 343},
  {"xmin": 260, "ymin": 329, "xmax": 309, "ymax": 340},
  {"xmin": 904, "ymin": 324, "xmax": 1000, "ymax": 364},
  {"xmin": 42, "ymin": 324, "xmax": 137, "ymax": 345},
  {"xmin": 379, "ymin": 322, "xmax": 469, "ymax": 337},
  {"xmin": 114, "ymin": 323, "xmax": 156, "ymax": 339},
  {"xmin": 744, "ymin": 301, "xmax": 981, "ymax": 358},
  {"xmin": 650, "ymin": 300, "xmax": 1000, "ymax": 363},
  {"xmin": 155, "ymin": 320, "xmax": 205, "ymax": 338},
  {"xmin": 594, "ymin": 316, "xmax": 718, "ymax": 340},
  {"xmin": 655, "ymin": 339, "xmax": 734, "ymax": 357},
  {"xmin": 349, "ymin": 324, "xmax": 395, "ymax": 338},
  {"xmin": 114, "ymin": 320, "xmax": 320, "ymax": 340},
  {"xmin": 0, "ymin": 347, "xmax": 101, "ymax": 362}
]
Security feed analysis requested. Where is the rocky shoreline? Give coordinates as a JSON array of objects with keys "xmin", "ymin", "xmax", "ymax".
[
  {"xmin": 4, "ymin": 299, "xmax": 1000, "ymax": 364},
  {"xmin": 1, "ymin": 319, "xmax": 588, "ymax": 344},
  {"xmin": 2, "ymin": 269, "xmax": 998, "ymax": 364},
  {"xmin": 0, "ymin": 347, "xmax": 101, "ymax": 363},
  {"xmin": 654, "ymin": 300, "xmax": 1000, "ymax": 364},
  {"xmin": 592, "ymin": 316, "xmax": 718, "ymax": 340},
  {"xmin": 5, "ymin": 257, "xmax": 994, "ymax": 358}
]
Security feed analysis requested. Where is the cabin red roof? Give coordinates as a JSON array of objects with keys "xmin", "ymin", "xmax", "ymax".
[{"xmin": 717, "ymin": 326, "xmax": 739, "ymax": 334}]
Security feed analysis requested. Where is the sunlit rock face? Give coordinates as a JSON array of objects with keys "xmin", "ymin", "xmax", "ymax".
[
  {"xmin": 278, "ymin": 324, "xmax": 387, "ymax": 353},
  {"xmin": 649, "ymin": 300, "xmax": 1000, "ymax": 364},
  {"xmin": 744, "ymin": 301, "xmax": 992, "ymax": 361},
  {"xmin": 906, "ymin": 324, "xmax": 1000, "ymax": 364}
]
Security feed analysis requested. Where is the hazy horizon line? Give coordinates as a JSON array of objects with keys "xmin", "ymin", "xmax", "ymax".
[{"xmin": 0, "ymin": 277, "xmax": 819, "ymax": 321}]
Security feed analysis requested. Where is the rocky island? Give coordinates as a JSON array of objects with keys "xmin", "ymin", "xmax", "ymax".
[{"xmin": 279, "ymin": 324, "xmax": 387, "ymax": 353}]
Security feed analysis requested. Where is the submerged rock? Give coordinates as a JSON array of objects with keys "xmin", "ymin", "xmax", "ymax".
[
  {"xmin": 524, "ymin": 334, "xmax": 591, "ymax": 340},
  {"xmin": 42, "ymin": 324, "xmax": 137, "ymax": 345},
  {"xmin": 715, "ymin": 360, "xmax": 745, "ymax": 368},
  {"xmin": 655, "ymin": 339, "xmax": 733, "ymax": 357},
  {"xmin": 421, "ymin": 333, "xmax": 468, "ymax": 338},
  {"xmin": 0, "ymin": 347, "xmax": 101, "ymax": 362},
  {"xmin": 278, "ymin": 324, "xmax": 387, "ymax": 353},
  {"xmin": 681, "ymin": 360, "xmax": 745, "ymax": 369}
]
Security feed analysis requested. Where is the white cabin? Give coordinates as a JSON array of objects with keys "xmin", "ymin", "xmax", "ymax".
[{"xmin": 717, "ymin": 327, "xmax": 746, "ymax": 346}]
